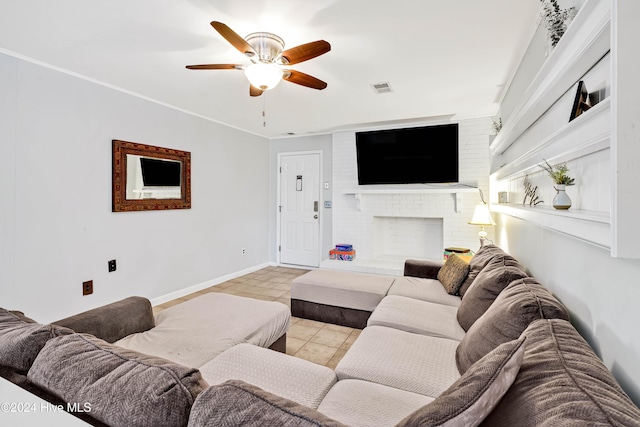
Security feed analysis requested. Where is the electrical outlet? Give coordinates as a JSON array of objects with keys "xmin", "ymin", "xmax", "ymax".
[
  {"xmin": 108, "ymin": 259, "xmax": 117, "ymax": 272},
  {"xmin": 241, "ymin": 248, "xmax": 246, "ymax": 255},
  {"xmin": 82, "ymin": 280, "xmax": 93, "ymax": 296}
]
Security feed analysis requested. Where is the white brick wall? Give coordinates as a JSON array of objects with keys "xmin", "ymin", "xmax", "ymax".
[{"xmin": 331, "ymin": 118, "xmax": 493, "ymax": 260}]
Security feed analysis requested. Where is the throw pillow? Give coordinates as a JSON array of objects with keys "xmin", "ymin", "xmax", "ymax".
[
  {"xmin": 458, "ymin": 244, "xmax": 507, "ymax": 297},
  {"xmin": 396, "ymin": 336, "xmax": 526, "ymax": 427},
  {"xmin": 456, "ymin": 278, "xmax": 569, "ymax": 374},
  {"xmin": 456, "ymin": 257, "xmax": 527, "ymax": 331},
  {"xmin": 482, "ymin": 319, "xmax": 640, "ymax": 426},
  {"xmin": 28, "ymin": 333, "xmax": 209, "ymax": 427},
  {"xmin": 188, "ymin": 380, "xmax": 347, "ymax": 427},
  {"xmin": 437, "ymin": 254, "xmax": 470, "ymax": 295},
  {"xmin": 0, "ymin": 308, "xmax": 73, "ymax": 373}
]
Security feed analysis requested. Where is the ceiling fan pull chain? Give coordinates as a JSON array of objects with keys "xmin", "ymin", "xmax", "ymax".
[{"xmin": 263, "ymin": 94, "xmax": 267, "ymax": 127}]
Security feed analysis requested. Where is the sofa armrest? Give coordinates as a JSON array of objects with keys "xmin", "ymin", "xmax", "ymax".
[
  {"xmin": 52, "ymin": 296, "xmax": 154, "ymax": 343},
  {"xmin": 404, "ymin": 259, "xmax": 444, "ymax": 279}
]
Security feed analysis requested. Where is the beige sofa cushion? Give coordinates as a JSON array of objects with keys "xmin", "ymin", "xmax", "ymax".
[
  {"xmin": 482, "ymin": 319, "xmax": 640, "ymax": 426},
  {"xmin": 367, "ymin": 295, "xmax": 465, "ymax": 341},
  {"xmin": 456, "ymin": 278, "xmax": 569, "ymax": 374},
  {"xmin": 199, "ymin": 343, "xmax": 336, "ymax": 409},
  {"xmin": 317, "ymin": 379, "xmax": 433, "ymax": 427},
  {"xmin": 28, "ymin": 333, "xmax": 208, "ymax": 427},
  {"xmin": 397, "ymin": 336, "xmax": 526, "ymax": 427},
  {"xmin": 335, "ymin": 326, "xmax": 460, "ymax": 398},
  {"xmin": 456, "ymin": 256, "xmax": 527, "ymax": 331},
  {"xmin": 388, "ymin": 277, "xmax": 462, "ymax": 307}
]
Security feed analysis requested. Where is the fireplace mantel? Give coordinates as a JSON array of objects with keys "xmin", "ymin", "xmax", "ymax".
[{"xmin": 342, "ymin": 184, "xmax": 478, "ymax": 212}]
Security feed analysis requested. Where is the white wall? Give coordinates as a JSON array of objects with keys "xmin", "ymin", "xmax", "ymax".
[{"xmin": 0, "ymin": 53, "xmax": 270, "ymax": 322}]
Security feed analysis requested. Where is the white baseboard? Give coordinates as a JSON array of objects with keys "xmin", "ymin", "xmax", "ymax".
[{"xmin": 150, "ymin": 262, "xmax": 271, "ymax": 306}]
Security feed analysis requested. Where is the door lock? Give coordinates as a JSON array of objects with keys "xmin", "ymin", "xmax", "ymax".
[{"xmin": 314, "ymin": 214, "xmax": 318, "ymax": 219}]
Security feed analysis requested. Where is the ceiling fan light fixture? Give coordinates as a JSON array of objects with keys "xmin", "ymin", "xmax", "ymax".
[{"xmin": 244, "ymin": 63, "xmax": 283, "ymax": 91}]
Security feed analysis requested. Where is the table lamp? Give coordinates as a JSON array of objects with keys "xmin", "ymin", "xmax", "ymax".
[{"xmin": 469, "ymin": 191, "xmax": 496, "ymax": 246}]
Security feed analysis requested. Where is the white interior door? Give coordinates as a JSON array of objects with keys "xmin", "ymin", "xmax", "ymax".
[{"xmin": 279, "ymin": 153, "xmax": 321, "ymax": 267}]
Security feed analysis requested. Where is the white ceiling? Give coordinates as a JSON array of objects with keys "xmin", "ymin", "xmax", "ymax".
[{"xmin": 0, "ymin": 0, "xmax": 541, "ymax": 138}]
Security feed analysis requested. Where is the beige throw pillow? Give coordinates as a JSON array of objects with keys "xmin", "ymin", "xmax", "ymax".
[{"xmin": 437, "ymin": 254, "xmax": 470, "ymax": 295}]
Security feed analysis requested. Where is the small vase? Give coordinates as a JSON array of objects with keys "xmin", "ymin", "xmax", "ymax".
[{"xmin": 553, "ymin": 185, "xmax": 571, "ymax": 210}]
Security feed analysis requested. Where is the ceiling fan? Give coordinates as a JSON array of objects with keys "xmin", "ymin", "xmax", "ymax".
[{"xmin": 186, "ymin": 21, "xmax": 331, "ymax": 97}]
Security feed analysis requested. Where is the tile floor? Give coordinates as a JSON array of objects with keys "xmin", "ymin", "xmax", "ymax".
[{"xmin": 152, "ymin": 266, "xmax": 361, "ymax": 369}]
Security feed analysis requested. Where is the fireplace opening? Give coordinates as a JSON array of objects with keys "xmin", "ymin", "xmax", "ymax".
[{"xmin": 373, "ymin": 216, "xmax": 443, "ymax": 260}]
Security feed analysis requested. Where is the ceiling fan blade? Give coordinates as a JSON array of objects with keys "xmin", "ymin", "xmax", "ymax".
[
  {"xmin": 283, "ymin": 70, "xmax": 328, "ymax": 90},
  {"xmin": 210, "ymin": 21, "xmax": 256, "ymax": 56},
  {"xmin": 250, "ymin": 85, "xmax": 263, "ymax": 97},
  {"xmin": 185, "ymin": 64, "xmax": 241, "ymax": 70},
  {"xmin": 281, "ymin": 40, "xmax": 331, "ymax": 65}
]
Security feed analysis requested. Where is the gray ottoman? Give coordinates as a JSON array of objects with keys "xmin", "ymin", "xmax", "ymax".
[
  {"xmin": 199, "ymin": 343, "xmax": 337, "ymax": 409},
  {"xmin": 291, "ymin": 269, "xmax": 396, "ymax": 328}
]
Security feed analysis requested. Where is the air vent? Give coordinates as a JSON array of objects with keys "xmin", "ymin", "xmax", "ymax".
[{"xmin": 370, "ymin": 82, "xmax": 393, "ymax": 94}]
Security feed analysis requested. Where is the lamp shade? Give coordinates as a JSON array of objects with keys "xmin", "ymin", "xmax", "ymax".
[
  {"xmin": 469, "ymin": 203, "xmax": 496, "ymax": 226},
  {"xmin": 244, "ymin": 63, "xmax": 283, "ymax": 91}
]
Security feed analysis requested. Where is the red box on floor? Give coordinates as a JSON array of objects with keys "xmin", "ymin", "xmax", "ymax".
[{"xmin": 329, "ymin": 249, "xmax": 356, "ymax": 261}]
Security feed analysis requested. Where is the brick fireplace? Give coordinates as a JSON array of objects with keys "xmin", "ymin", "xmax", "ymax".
[{"xmin": 324, "ymin": 118, "xmax": 492, "ymax": 275}]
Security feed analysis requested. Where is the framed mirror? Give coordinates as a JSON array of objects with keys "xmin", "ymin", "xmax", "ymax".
[{"xmin": 112, "ymin": 140, "xmax": 191, "ymax": 212}]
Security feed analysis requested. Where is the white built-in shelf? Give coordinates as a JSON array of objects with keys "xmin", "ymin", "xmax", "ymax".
[
  {"xmin": 486, "ymin": 0, "xmax": 640, "ymax": 257},
  {"xmin": 492, "ymin": 97, "xmax": 611, "ymax": 181},
  {"xmin": 491, "ymin": 203, "xmax": 610, "ymax": 250},
  {"xmin": 342, "ymin": 184, "xmax": 478, "ymax": 195},
  {"xmin": 342, "ymin": 184, "xmax": 478, "ymax": 213},
  {"xmin": 490, "ymin": 0, "xmax": 611, "ymax": 157}
]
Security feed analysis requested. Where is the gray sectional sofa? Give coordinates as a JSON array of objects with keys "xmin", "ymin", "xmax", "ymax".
[
  {"xmin": 2, "ymin": 244, "xmax": 640, "ymax": 426},
  {"xmin": 0, "ymin": 292, "xmax": 290, "ymax": 427}
]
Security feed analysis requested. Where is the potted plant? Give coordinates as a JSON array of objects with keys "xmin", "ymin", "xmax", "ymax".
[
  {"xmin": 539, "ymin": 0, "xmax": 576, "ymax": 48},
  {"xmin": 540, "ymin": 160, "xmax": 575, "ymax": 210}
]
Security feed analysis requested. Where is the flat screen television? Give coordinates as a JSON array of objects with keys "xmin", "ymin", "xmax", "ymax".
[
  {"xmin": 356, "ymin": 123, "xmax": 459, "ymax": 185},
  {"xmin": 140, "ymin": 157, "xmax": 181, "ymax": 187}
]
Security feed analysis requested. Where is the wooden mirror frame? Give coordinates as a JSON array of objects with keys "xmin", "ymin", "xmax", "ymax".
[{"xmin": 112, "ymin": 140, "xmax": 191, "ymax": 212}]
